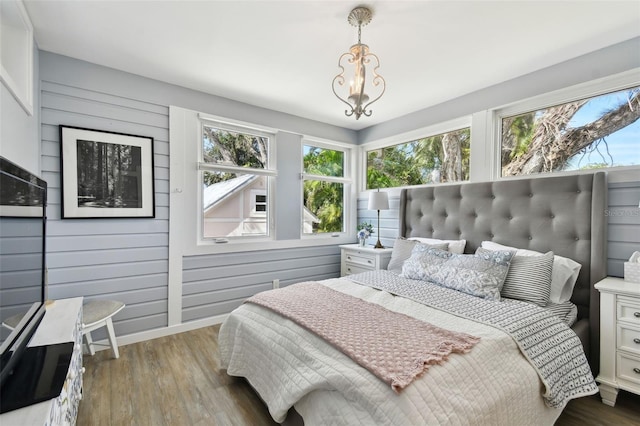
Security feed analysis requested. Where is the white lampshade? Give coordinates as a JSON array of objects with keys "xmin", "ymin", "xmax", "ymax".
[{"xmin": 368, "ymin": 191, "xmax": 389, "ymax": 211}]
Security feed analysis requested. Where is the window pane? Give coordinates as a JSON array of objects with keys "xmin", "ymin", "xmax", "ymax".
[
  {"xmin": 501, "ymin": 86, "xmax": 640, "ymax": 176},
  {"xmin": 203, "ymin": 125, "xmax": 268, "ymax": 169},
  {"xmin": 303, "ymin": 180, "xmax": 343, "ymax": 234},
  {"xmin": 202, "ymin": 171, "xmax": 268, "ymax": 238},
  {"xmin": 366, "ymin": 128, "xmax": 470, "ymax": 189},
  {"xmin": 303, "ymin": 145, "xmax": 344, "ymax": 177}
]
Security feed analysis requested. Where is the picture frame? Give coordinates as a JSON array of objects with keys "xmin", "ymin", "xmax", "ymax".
[{"xmin": 60, "ymin": 126, "xmax": 155, "ymax": 219}]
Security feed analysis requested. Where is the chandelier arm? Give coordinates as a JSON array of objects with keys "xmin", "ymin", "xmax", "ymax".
[
  {"xmin": 360, "ymin": 53, "xmax": 386, "ymax": 115},
  {"xmin": 332, "ymin": 52, "xmax": 358, "ymax": 117},
  {"xmin": 332, "ymin": 76, "xmax": 356, "ymax": 116}
]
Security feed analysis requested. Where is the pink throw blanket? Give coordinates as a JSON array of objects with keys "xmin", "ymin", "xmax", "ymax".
[{"xmin": 246, "ymin": 282, "xmax": 480, "ymax": 392}]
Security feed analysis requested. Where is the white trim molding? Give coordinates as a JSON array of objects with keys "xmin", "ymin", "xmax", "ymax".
[{"xmin": 0, "ymin": 0, "xmax": 34, "ymax": 115}]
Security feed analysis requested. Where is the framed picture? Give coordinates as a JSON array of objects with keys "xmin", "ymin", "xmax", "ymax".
[{"xmin": 60, "ymin": 126, "xmax": 155, "ymax": 219}]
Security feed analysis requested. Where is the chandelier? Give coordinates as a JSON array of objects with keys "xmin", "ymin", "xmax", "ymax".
[{"xmin": 332, "ymin": 6, "xmax": 386, "ymax": 120}]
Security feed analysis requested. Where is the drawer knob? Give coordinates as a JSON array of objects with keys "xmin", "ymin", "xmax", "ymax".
[
  {"xmin": 347, "ymin": 256, "xmax": 352, "ymax": 260},
  {"xmin": 368, "ymin": 260, "xmax": 373, "ymax": 264},
  {"xmin": 634, "ymin": 368, "xmax": 640, "ymax": 374},
  {"xmin": 635, "ymin": 338, "xmax": 640, "ymax": 344},
  {"xmin": 635, "ymin": 312, "xmax": 640, "ymax": 318}
]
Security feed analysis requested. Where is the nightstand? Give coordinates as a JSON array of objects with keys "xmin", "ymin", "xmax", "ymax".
[
  {"xmin": 594, "ymin": 276, "xmax": 640, "ymax": 406},
  {"xmin": 340, "ymin": 244, "xmax": 393, "ymax": 277}
]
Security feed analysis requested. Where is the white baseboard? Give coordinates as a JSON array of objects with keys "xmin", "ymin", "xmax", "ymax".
[{"xmin": 85, "ymin": 313, "xmax": 229, "ymax": 353}]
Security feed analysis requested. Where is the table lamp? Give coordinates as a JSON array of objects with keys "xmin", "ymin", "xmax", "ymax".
[{"xmin": 368, "ymin": 189, "xmax": 389, "ymax": 248}]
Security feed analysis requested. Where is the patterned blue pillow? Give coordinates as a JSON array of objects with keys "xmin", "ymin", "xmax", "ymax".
[{"xmin": 401, "ymin": 247, "xmax": 513, "ymax": 300}]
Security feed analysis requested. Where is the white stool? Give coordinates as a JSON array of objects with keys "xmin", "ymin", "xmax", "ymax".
[{"xmin": 82, "ymin": 300, "xmax": 125, "ymax": 359}]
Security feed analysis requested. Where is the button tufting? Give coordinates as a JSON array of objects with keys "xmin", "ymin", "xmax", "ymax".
[
  {"xmin": 550, "ymin": 214, "xmax": 555, "ymax": 219},
  {"xmin": 529, "ymin": 193, "xmax": 533, "ymax": 198},
  {"xmin": 575, "ymin": 237, "xmax": 579, "ymax": 241},
  {"xmin": 508, "ymin": 216, "xmax": 513, "ymax": 220},
  {"xmin": 528, "ymin": 236, "xmax": 533, "ymax": 240}
]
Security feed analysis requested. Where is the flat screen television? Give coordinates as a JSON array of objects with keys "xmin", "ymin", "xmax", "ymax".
[{"xmin": 0, "ymin": 156, "xmax": 48, "ymax": 387}]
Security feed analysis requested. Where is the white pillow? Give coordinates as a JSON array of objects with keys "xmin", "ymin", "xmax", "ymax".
[
  {"xmin": 480, "ymin": 241, "xmax": 581, "ymax": 304},
  {"xmin": 408, "ymin": 237, "xmax": 466, "ymax": 254}
]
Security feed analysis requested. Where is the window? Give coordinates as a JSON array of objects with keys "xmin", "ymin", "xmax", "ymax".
[
  {"xmin": 366, "ymin": 127, "xmax": 470, "ymax": 189},
  {"xmin": 302, "ymin": 144, "xmax": 350, "ymax": 234},
  {"xmin": 252, "ymin": 190, "xmax": 267, "ymax": 213},
  {"xmin": 200, "ymin": 122, "xmax": 275, "ymax": 239},
  {"xmin": 501, "ymin": 86, "xmax": 640, "ymax": 176}
]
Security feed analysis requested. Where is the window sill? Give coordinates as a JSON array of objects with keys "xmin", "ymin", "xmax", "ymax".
[{"xmin": 185, "ymin": 235, "xmax": 357, "ymax": 256}]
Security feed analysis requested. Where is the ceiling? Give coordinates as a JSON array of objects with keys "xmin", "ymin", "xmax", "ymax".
[{"xmin": 23, "ymin": 0, "xmax": 640, "ymax": 131}]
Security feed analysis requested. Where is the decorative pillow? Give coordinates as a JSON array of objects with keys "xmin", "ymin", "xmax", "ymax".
[
  {"xmin": 408, "ymin": 237, "xmax": 467, "ymax": 254},
  {"xmin": 387, "ymin": 238, "xmax": 449, "ymax": 274},
  {"xmin": 481, "ymin": 241, "xmax": 581, "ymax": 304},
  {"xmin": 401, "ymin": 247, "xmax": 513, "ymax": 300},
  {"xmin": 477, "ymin": 247, "xmax": 554, "ymax": 306}
]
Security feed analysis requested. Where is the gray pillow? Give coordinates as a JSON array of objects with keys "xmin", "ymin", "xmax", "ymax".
[
  {"xmin": 387, "ymin": 238, "xmax": 448, "ymax": 274},
  {"xmin": 402, "ymin": 247, "xmax": 513, "ymax": 300},
  {"xmin": 478, "ymin": 247, "xmax": 554, "ymax": 306}
]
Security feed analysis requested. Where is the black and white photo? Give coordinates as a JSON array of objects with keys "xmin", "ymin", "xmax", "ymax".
[{"xmin": 60, "ymin": 126, "xmax": 155, "ymax": 218}]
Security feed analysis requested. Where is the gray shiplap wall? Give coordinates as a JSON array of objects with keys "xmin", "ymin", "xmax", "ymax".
[
  {"xmin": 358, "ymin": 180, "xmax": 640, "ymax": 276},
  {"xmin": 40, "ymin": 80, "xmax": 171, "ymax": 338},
  {"xmin": 182, "ymin": 246, "xmax": 340, "ymax": 322},
  {"xmin": 607, "ymin": 181, "xmax": 640, "ymax": 277}
]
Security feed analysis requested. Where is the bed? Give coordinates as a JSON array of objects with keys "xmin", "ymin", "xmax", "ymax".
[{"xmin": 219, "ymin": 171, "xmax": 607, "ymax": 425}]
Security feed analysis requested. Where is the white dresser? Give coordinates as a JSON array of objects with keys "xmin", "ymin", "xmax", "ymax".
[
  {"xmin": 340, "ymin": 244, "xmax": 393, "ymax": 276},
  {"xmin": 0, "ymin": 297, "xmax": 84, "ymax": 425},
  {"xmin": 594, "ymin": 277, "xmax": 640, "ymax": 406}
]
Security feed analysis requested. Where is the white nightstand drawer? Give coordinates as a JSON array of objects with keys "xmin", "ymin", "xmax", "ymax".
[
  {"xmin": 617, "ymin": 297, "xmax": 640, "ymax": 326},
  {"xmin": 345, "ymin": 253, "xmax": 375, "ymax": 268},
  {"xmin": 344, "ymin": 264, "xmax": 371, "ymax": 276},
  {"xmin": 618, "ymin": 324, "xmax": 640, "ymax": 355},
  {"xmin": 617, "ymin": 352, "xmax": 640, "ymax": 385}
]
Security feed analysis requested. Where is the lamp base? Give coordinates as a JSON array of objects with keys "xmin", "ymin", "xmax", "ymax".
[{"xmin": 374, "ymin": 239, "xmax": 384, "ymax": 249}]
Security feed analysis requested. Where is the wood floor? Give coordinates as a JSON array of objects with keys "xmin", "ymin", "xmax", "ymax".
[{"xmin": 78, "ymin": 325, "xmax": 640, "ymax": 426}]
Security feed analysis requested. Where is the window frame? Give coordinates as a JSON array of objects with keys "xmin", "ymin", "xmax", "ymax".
[
  {"xmin": 198, "ymin": 116, "xmax": 277, "ymax": 243},
  {"xmin": 251, "ymin": 190, "xmax": 267, "ymax": 215},
  {"xmin": 301, "ymin": 138, "xmax": 353, "ymax": 238},
  {"xmin": 492, "ymin": 69, "xmax": 640, "ymax": 181},
  {"xmin": 359, "ymin": 116, "xmax": 472, "ymax": 193}
]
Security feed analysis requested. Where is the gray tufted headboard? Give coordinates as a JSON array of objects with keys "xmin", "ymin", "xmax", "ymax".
[{"xmin": 399, "ymin": 172, "xmax": 607, "ymax": 371}]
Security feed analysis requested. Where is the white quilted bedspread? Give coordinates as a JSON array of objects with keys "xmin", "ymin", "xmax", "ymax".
[{"xmin": 219, "ymin": 277, "xmax": 565, "ymax": 425}]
